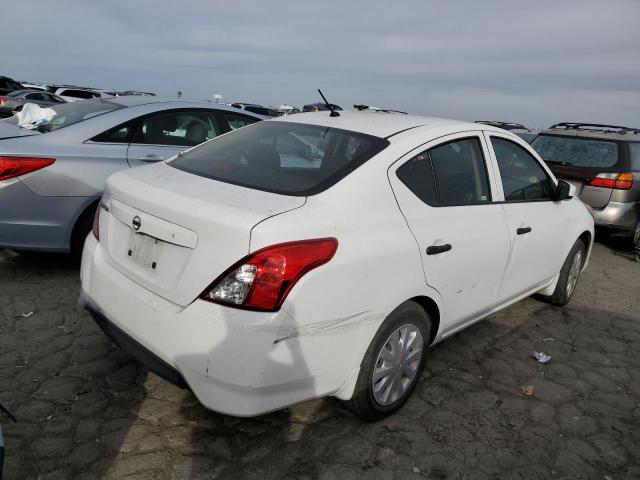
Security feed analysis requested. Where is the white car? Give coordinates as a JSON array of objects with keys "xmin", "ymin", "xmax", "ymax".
[
  {"xmin": 80, "ymin": 111, "xmax": 594, "ymax": 420},
  {"xmin": 53, "ymin": 87, "xmax": 112, "ymax": 102}
]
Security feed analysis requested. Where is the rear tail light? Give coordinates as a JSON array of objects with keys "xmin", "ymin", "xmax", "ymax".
[
  {"xmin": 588, "ymin": 172, "xmax": 633, "ymax": 190},
  {"xmin": 0, "ymin": 98, "xmax": 7, "ymax": 105},
  {"xmin": 200, "ymin": 238, "xmax": 338, "ymax": 312},
  {"xmin": 92, "ymin": 203, "xmax": 101, "ymax": 241},
  {"xmin": 0, "ymin": 156, "xmax": 55, "ymax": 181}
]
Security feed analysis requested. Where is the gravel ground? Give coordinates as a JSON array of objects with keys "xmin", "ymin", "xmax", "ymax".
[{"xmin": 0, "ymin": 238, "xmax": 639, "ymax": 480}]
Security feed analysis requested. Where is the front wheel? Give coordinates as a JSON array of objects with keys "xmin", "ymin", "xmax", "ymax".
[
  {"xmin": 342, "ymin": 301, "xmax": 431, "ymax": 421},
  {"xmin": 547, "ymin": 238, "xmax": 586, "ymax": 306}
]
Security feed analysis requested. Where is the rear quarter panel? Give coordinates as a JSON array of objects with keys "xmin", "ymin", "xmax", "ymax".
[{"xmin": 247, "ymin": 147, "xmax": 444, "ymax": 398}]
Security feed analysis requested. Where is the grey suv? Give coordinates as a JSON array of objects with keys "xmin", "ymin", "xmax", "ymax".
[{"xmin": 531, "ymin": 123, "xmax": 640, "ymax": 239}]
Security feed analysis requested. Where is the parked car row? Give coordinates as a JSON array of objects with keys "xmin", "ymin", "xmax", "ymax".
[
  {"xmin": 0, "ymin": 90, "xmax": 66, "ymax": 117},
  {"xmin": 3, "ymin": 84, "xmax": 634, "ymax": 421},
  {"xmin": 1, "ymin": 74, "xmax": 155, "ymax": 108}
]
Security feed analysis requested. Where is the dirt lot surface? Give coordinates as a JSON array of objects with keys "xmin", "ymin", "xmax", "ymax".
[{"xmin": 1, "ymin": 239, "xmax": 639, "ymax": 480}]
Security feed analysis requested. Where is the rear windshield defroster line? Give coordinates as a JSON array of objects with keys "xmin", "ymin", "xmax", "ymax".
[{"xmin": 169, "ymin": 121, "xmax": 389, "ymax": 196}]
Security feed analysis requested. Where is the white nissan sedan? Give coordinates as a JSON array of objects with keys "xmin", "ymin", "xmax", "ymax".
[{"xmin": 80, "ymin": 111, "xmax": 594, "ymax": 420}]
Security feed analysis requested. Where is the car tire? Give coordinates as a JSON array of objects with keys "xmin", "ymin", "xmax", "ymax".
[
  {"xmin": 70, "ymin": 206, "xmax": 96, "ymax": 261},
  {"xmin": 547, "ymin": 238, "xmax": 586, "ymax": 306},
  {"xmin": 342, "ymin": 301, "xmax": 431, "ymax": 421}
]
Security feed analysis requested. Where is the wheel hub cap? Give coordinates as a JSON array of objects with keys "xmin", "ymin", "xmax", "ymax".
[
  {"xmin": 372, "ymin": 324, "xmax": 423, "ymax": 406},
  {"xmin": 566, "ymin": 250, "xmax": 583, "ymax": 297}
]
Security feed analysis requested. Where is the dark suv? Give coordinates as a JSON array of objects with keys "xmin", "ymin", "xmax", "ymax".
[
  {"xmin": 0, "ymin": 76, "xmax": 24, "ymax": 95},
  {"xmin": 531, "ymin": 123, "xmax": 640, "ymax": 238}
]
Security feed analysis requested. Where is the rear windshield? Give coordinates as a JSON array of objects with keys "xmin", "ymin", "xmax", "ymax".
[
  {"xmin": 531, "ymin": 135, "xmax": 619, "ymax": 168},
  {"xmin": 170, "ymin": 121, "xmax": 389, "ymax": 195},
  {"xmin": 6, "ymin": 99, "xmax": 125, "ymax": 132}
]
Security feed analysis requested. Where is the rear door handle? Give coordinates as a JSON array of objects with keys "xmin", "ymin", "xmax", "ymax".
[
  {"xmin": 426, "ymin": 244, "xmax": 452, "ymax": 255},
  {"xmin": 137, "ymin": 154, "xmax": 162, "ymax": 162},
  {"xmin": 517, "ymin": 227, "xmax": 532, "ymax": 235}
]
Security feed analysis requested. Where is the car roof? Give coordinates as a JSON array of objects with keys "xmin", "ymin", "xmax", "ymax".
[
  {"xmin": 269, "ymin": 110, "xmax": 472, "ymax": 138},
  {"xmin": 92, "ymin": 95, "xmax": 259, "ymax": 113},
  {"xmin": 9, "ymin": 89, "xmax": 48, "ymax": 96},
  {"xmin": 537, "ymin": 123, "xmax": 640, "ymax": 142}
]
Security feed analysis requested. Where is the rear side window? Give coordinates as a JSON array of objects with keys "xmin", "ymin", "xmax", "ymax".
[
  {"xmin": 492, "ymin": 137, "xmax": 553, "ymax": 201},
  {"xmin": 397, "ymin": 137, "xmax": 491, "ymax": 207},
  {"xmin": 62, "ymin": 90, "xmax": 95, "ymax": 99},
  {"xmin": 170, "ymin": 121, "xmax": 389, "ymax": 196},
  {"xmin": 132, "ymin": 111, "xmax": 222, "ymax": 147},
  {"xmin": 531, "ymin": 135, "xmax": 619, "ymax": 168},
  {"xmin": 91, "ymin": 121, "xmax": 136, "ymax": 143}
]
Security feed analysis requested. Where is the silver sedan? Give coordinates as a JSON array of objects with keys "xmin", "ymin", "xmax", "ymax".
[
  {"xmin": 0, "ymin": 96, "xmax": 264, "ymax": 256},
  {"xmin": 0, "ymin": 89, "xmax": 66, "ymax": 117}
]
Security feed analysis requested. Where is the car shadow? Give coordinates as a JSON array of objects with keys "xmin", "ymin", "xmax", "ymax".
[{"xmin": 594, "ymin": 229, "xmax": 637, "ymax": 263}]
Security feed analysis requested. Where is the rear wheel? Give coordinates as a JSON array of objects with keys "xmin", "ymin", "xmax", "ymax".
[
  {"xmin": 343, "ymin": 301, "xmax": 430, "ymax": 421},
  {"xmin": 547, "ymin": 238, "xmax": 586, "ymax": 306}
]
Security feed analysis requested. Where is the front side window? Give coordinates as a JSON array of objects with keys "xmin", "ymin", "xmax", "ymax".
[
  {"xmin": 25, "ymin": 93, "xmax": 47, "ymax": 101},
  {"xmin": 492, "ymin": 137, "xmax": 553, "ymax": 201},
  {"xmin": 132, "ymin": 111, "xmax": 222, "ymax": 147},
  {"xmin": 397, "ymin": 137, "xmax": 491, "ymax": 207},
  {"xmin": 170, "ymin": 121, "xmax": 389, "ymax": 195},
  {"xmin": 531, "ymin": 135, "xmax": 619, "ymax": 168}
]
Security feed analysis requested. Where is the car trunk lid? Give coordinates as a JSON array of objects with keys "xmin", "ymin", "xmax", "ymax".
[
  {"xmin": 0, "ymin": 119, "xmax": 40, "ymax": 140},
  {"xmin": 548, "ymin": 164, "xmax": 614, "ymax": 208},
  {"xmin": 101, "ymin": 162, "xmax": 306, "ymax": 306}
]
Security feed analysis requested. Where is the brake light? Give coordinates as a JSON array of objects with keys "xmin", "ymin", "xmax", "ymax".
[
  {"xmin": 0, "ymin": 98, "xmax": 7, "ymax": 105},
  {"xmin": 0, "ymin": 156, "xmax": 55, "ymax": 181},
  {"xmin": 588, "ymin": 172, "xmax": 633, "ymax": 190},
  {"xmin": 200, "ymin": 238, "xmax": 338, "ymax": 311},
  {"xmin": 92, "ymin": 204, "xmax": 101, "ymax": 241}
]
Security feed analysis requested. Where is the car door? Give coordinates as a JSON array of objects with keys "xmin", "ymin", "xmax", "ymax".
[
  {"xmin": 484, "ymin": 132, "xmax": 568, "ymax": 302},
  {"xmin": 126, "ymin": 109, "xmax": 224, "ymax": 167},
  {"xmin": 389, "ymin": 132, "xmax": 510, "ymax": 330}
]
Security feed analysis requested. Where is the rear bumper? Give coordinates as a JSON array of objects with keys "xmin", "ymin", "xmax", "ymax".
[
  {"xmin": 80, "ymin": 235, "xmax": 345, "ymax": 416},
  {"xmin": 86, "ymin": 305, "xmax": 188, "ymax": 389},
  {"xmin": 593, "ymin": 201, "xmax": 639, "ymax": 231}
]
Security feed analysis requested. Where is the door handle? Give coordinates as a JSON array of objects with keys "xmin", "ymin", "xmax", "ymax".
[
  {"xmin": 517, "ymin": 227, "xmax": 532, "ymax": 235},
  {"xmin": 137, "ymin": 154, "xmax": 162, "ymax": 162},
  {"xmin": 426, "ymin": 244, "xmax": 452, "ymax": 255}
]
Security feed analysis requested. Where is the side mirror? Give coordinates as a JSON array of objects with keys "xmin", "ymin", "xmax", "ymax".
[{"xmin": 554, "ymin": 180, "xmax": 574, "ymax": 201}]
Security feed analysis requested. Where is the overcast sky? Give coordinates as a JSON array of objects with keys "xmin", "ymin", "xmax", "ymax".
[{"xmin": 3, "ymin": 0, "xmax": 639, "ymax": 127}]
